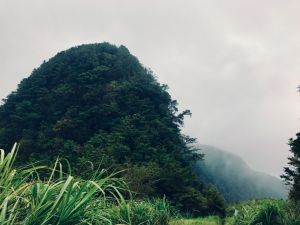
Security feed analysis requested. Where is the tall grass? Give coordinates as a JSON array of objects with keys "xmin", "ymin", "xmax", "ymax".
[
  {"xmin": 0, "ymin": 143, "xmax": 173, "ymax": 225},
  {"xmin": 170, "ymin": 216, "xmax": 224, "ymax": 225},
  {"xmin": 0, "ymin": 144, "xmax": 126, "ymax": 224},
  {"xmin": 113, "ymin": 198, "xmax": 172, "ymax": 225},
  {"xmin": 24, "ymin": 163, "xmax": 126, "ymax": 224},
  {"xmin": 82, "ymin": 197, "xmax": 172, "ymax": 225},
  {"xmin": 233, "ymin": 199, "xmax": 300, "ymax": 225},
  {"xmin": 0, "ymin": 143, "xmax": 44, "ymax": 224}
]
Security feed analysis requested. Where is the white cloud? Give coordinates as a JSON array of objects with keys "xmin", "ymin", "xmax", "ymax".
[{"xmin": 0, "ymin": 0, "xmax": 300, "ymax": 176}]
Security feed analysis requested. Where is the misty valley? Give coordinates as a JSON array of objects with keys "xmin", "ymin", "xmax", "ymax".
[{"xmin": 0, "ymin": 43, "xmax": 299, "ymax": 225}]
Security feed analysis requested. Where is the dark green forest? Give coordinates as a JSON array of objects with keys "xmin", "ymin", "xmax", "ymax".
[{"xmin": 0, "ymin": 43, "xmax": 224, "ymax": 216}]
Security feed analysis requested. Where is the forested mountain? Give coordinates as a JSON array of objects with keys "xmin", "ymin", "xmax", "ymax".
[
  {"xmin": 193, "ymin": 145, "xmax": 288, "ymax": 202},
  {"xmin": 0, "ymin": 43, "xmax": 225, "ymax": 216}
]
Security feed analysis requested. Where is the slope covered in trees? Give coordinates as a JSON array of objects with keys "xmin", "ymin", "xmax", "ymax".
[
  {"xmin": 194, "ymin": 145, "xmax": 287, "ymax": 202},
  {"xmin": 0, "ymin": 43, "xmax": 224, "ymax": 215}
]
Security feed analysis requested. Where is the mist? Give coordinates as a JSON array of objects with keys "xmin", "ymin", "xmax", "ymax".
[
  {"xmin": 194, "ymin": 144, "xmax": 288, "ymax": 202},
  {"xmin": 1, "ymin": 0, "xmax": 300, "ymax": 176}
]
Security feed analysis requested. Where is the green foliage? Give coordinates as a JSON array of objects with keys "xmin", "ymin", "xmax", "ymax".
[
  {"xmin": 248, "ymin": 202, "xmax": 281, "ymax": 225},
  {"xmin": 0, "ymin": 43, "xmax": 225, "ymax": 215},
  {"xmin": 232, "ymin": 199, "xmax": 300, "ymax": 225},
  {"xmin": 282, "ymin": 133, "xmax": 300, "ymax": 202},
  {"xmin": 0, "ymin": 143, "xmax": 177, "ymax": 225},
  {"xmin": 123, "ymin": 162, "xmax": 162, "ymax": 198},
  {"xmin": 170, "ymin": 216, "xmax": 225, "ymax": 225},
  {"xmin": 107, "ymin": 198, "xmax": 172, "ymax": 225},
  {"xmin": 22, "ymin": 166, "xmax": 125, "ymax": 225},
  {"xmin": 281, "ymin": 87, "xmax": 300, "ymax": 202},
  {"xmin": 0, "ymin": 144, "xmax": 127, "ymax": 224}
]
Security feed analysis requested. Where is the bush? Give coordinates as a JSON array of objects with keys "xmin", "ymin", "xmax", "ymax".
[
  {"xmin": 249, "ymin": 201, "xmax": 281, "ymax": 225},
  {"xmin": 100, "ymin": 198, "xmax": 172, "ymax": 225},
  {"xmin": 233, "ymin": 199, "xmax": 300, "ymax": 225}
]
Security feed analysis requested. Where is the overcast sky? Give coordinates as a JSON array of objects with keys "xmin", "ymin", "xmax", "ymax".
[{"xmin": 1, "ymin": 0, "xmax": 300, "ymax": 177}]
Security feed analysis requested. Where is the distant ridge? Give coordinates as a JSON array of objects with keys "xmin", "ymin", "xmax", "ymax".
[{"xmin": 193, "ymin": 144, "xmax": 288, "ymax": 202}]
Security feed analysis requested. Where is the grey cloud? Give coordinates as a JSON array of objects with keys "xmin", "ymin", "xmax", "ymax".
[{"xmin": 1, "ymin": 0, "xmax": 300, "ymax": 176}]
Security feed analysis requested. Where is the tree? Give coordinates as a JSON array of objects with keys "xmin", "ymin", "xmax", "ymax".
[{"xmin": 282, "ymin": 133, "xmax": 300, "ymax": 201}]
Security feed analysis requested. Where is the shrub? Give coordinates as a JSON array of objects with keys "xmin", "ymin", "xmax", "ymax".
[
  {"xmin": 249, "ymin": 201, "xmax": 281, "ymax": 225},
  {"xmin": 233, "ymin": 199, "xmax": 300, "ymax": 225},
  {"xmin": 103, "ymin": 198, "xmax": 172, "ymax": 225}
]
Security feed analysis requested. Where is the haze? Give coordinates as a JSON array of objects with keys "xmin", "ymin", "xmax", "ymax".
[{"xmin": 1, "ymin": 0, "xmax": 300, "ymax": 177}]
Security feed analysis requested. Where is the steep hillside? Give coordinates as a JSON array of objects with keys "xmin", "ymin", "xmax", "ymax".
[
  {"xmin": 0, "ymin": 43, "xmax": 224, "ymax": 215},
  {"xmin": 193, "ymin": 145, "xmax": 288, "ymax": 202}
]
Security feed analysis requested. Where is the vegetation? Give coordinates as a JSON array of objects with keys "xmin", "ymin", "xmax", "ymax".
[
  {"xmin": 0, "ymin": 143, "xmax": 173, "ymax": 225},
  {"xmin": 194, "ymin": 145, "xmax": 287, "ymax": 202},
  {"xmin": 2, "ymin": 146, "xmax": 298, "ymax": 225},
  {"xmin": 230, "ymin": 199, "xmax": 300, "ymax": 225},
  {"xmin": 170, "ymin": 216, "xmax": 226, "ymax": 225},
  {"xmin": 0, "ymin": 43, "xmax": 225, "ymax": 215},
  {"xmin": 98, "ymin": 198, "xmax": 173, "ymax": 225},
  {"xmin": 282, "ymin": 132, "xmax": 300, "ymax": 202},
  {"xmin": 170, "ymin": 216, "xmax": 232, "ymax": 225},
  {"xmin": 2, "ymin": 43, "xmax": 299, "ymax": 223},
  {"xmin": 281, "ymin": 87, "xmax": 300, "ymax": 203}
]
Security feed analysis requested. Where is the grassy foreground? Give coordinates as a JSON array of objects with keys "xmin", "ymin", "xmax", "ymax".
[
  {"xmin": 171, "ymin": 216, "xmax": 234, "ymax": 225},
  {"xmin": 0, "ymin": 144, "xmax": 171, "ymax": 225},
  {"xmin": 229, "ymin": 199, "xmax": 300, "ymax": 225},
  {"xmin": 171, "ymin": 199, "xmax": 300, "ymax": 225},
  {"xmin": 1, "ymin": 144, "xmax": 300, "ymax": 225}
]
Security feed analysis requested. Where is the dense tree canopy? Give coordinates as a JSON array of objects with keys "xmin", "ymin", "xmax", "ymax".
[
  {"xmin": 0, "ymin": 43, "xmax": 224, "ymax": 215},
  {"xmin": 282, "ymin": 133, "xmax": 300, "ymax": 201}
]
